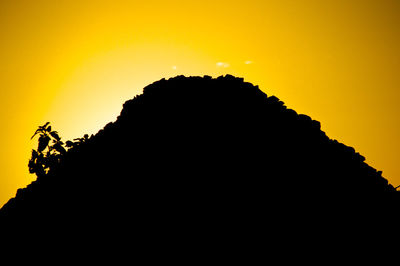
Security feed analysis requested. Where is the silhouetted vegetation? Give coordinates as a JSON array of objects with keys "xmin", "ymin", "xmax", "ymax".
[
  {"xmin": 28, "ymin": 123, "xmax": 90, "ymax": 179},
  {"xmin": 28, "ymin": 122, "xmax": 66, "ymax": 178},
  {"xmin": 1, "ymin": 75, "xmax": 399, "ymax": 257}
]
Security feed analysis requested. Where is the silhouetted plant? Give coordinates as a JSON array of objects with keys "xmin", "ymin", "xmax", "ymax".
[
  {"xmin": 29, "ymin": 122, "xmax": 66, "ymax": 178},
  {"xmin": 66, "ymin": 134, "xmax": 89, "ymax": 149}
]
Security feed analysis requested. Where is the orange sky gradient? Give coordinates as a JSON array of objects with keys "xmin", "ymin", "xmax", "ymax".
[{"xmin": 1, "ymin": 0, "xmax": 400, "ymax": 207}]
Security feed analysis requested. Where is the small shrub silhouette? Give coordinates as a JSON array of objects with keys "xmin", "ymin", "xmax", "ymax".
[
  {"xmin": 28, "ymin": 122, "xmax": 66, "ymax": 178},
  {"xmin": 29, "ymin": 123, "xmax": 91, "ymax": 179}
]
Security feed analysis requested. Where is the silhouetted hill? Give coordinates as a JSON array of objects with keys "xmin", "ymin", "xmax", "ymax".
[{"xmin": 1, "ymin": 75, "xmax": 399, "ymax": 258}]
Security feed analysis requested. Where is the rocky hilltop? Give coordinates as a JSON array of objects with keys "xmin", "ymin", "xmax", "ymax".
[{"xmin": 1, "ymin": 75, "xmax": 398, "ymax": 256}]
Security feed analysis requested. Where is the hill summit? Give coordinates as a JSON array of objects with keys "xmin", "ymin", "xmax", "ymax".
[{"xmin": 1, "ymin": 75, "xmax": 399, "ymax": 252}]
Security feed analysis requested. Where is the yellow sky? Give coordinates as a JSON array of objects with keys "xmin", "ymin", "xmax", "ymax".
[{"xmin": 1, "ymin": 0, "xmax": 400, "ymax": 207}]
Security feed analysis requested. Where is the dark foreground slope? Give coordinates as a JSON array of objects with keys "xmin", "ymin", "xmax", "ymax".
[{"xmin": 1, "ymin": 75, "xmax": 399, "ymax": 256}]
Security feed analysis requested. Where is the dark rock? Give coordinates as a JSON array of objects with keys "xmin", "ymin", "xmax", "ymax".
[{"xmin": 1, "ymin": 75, "xmax": 398, "ymax": 259}]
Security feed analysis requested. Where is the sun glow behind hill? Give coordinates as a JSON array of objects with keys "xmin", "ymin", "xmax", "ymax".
[{"xmin": 1, "ymin": 0, "xmax": 400, "ymax": 207}]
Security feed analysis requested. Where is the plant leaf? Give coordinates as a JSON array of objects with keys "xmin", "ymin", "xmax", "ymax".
[
  {"xmin": 38, "ymin": 122, "xmax": 50, "ymax": 131},
  {"xmin": 53, "ymin": 143, "xmax": 66, "ymax": 154},
  {"xmin": 38, "ymin": 135, "xmax": 50, "ymax": 152},
  {"xmin": 50, "ymin": 131, "xmax": 61, "ymax": 141},
  {"xmin": 31, "ymin": 149, "xmax": 38, "ymax": 160},
  {"xmin": 31, "ymin": 129, "xmax": 40, "ymax": 139}
]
